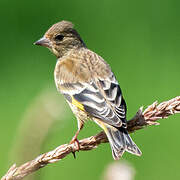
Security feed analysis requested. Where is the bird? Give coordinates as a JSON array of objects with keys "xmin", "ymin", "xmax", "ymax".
[{"xmin": 34, "ymin": 20, "xmax": 142, "ymax": 160}]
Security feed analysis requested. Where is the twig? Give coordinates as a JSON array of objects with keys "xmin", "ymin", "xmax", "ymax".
[
  {"xmin": 1, "ymin": 96, "xmax": 180, "ymax": 180},
  {"xmin": 127, "ymin": 96, "xmax": 180, "ymax": 132},
  {"xmin": 8, "ymin": 89, "xmax": 67, "ymax": 180}
]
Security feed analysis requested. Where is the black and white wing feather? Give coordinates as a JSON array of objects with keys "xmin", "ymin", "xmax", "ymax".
[
  {"xmin": 60, "ymin": 73, "xmax": 127, "ymax": 128},
  {"xmin": 55, "ymin": 49, "xmax": 127, "ymax": 128}
]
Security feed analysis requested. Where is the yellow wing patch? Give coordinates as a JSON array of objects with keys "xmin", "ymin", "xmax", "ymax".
[{"xmin": 71, "ymin": 96, "xmax": 84, "ymax": 111}]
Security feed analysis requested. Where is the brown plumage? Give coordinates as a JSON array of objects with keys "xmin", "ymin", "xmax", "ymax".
[{"xmin": 34, "ymin": 20, "xmax": 142, "ymax": 160}]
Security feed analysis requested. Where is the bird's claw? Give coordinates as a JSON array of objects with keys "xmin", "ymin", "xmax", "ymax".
[{"xmin": 70, "ymin": 136, "xmax": 80, "ymax": 159}]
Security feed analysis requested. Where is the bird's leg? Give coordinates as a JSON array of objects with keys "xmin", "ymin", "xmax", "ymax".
[
  {"xmin": 70, "ymin": 129, "xmax": 81, "ymax": 159},
  {"xmin": 69, "ymin": 120, "xmax": 84, "ymax": 158},
  {"xmin": 70, "ymin": 129, "xmax": 80, "ymax": 149}
]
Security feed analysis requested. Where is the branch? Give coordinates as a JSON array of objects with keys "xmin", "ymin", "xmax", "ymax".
[{"xmin": 2, "ymin": 96, "xmax": 180, "ymax": 180}]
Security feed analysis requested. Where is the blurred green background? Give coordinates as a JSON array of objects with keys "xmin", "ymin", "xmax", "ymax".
[{"xmin": 0, "ymin": 0, "xmax": 180, "ymax": 179}]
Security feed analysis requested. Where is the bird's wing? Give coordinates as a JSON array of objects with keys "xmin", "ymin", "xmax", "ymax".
[{"xmin": 55, "ymin": 50, "xmax": 127, "ymax": 128}]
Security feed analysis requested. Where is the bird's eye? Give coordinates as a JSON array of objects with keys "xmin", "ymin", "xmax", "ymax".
[{"xmin": 55, "ymin": 34, "xmax": 64, "ymax": 41}]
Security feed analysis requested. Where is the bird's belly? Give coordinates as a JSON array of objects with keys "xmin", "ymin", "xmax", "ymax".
[{"xmin": 66, "ymin": 100, "xmax": 89, "ymax": 123}]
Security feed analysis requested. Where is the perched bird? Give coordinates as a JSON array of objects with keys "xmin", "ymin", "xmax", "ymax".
[{"xmin": 34, "ymin": 20, "xmax": 141, "ymax": 160}]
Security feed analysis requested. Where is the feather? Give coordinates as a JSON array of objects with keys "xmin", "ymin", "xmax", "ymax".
[{"xmin": 55, "ymin": 48, "xmax": 127, "ymax": 128}]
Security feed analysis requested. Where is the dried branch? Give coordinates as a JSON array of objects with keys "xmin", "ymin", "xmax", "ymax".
[
  {"xmin": 1, "ymin": 96, "xmax": 180, "ymax": 180},
  {"xmin": 127, "ymin": 96, "xmax": 180, "ymax": 132},
  {"xmin": 8, "ymin": 89, "xmax": 67, "ymax": 180}
]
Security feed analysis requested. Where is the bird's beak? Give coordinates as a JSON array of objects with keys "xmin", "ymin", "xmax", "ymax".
[{"xmin": 34, "ymin": 37, "xmax": 51, "ymax": 48}]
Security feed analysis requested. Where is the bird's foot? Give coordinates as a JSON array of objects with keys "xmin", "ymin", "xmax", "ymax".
[{"xmin": 69, "ymin": 135, "xmax": 80, "ymax": 159}]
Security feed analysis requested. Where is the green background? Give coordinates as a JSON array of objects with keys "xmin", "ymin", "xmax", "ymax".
[{"xmin": 0, "ymin": 0, "xmax": 180, "ymax": 179}]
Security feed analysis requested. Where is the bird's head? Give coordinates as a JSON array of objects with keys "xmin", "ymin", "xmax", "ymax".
[{"xmin": 34, "ymin": 20, "xmax": 85, "ymax": 58}]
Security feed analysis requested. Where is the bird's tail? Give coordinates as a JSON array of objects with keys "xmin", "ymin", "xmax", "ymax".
[
  {"xmin": 105, "ymin": 125, "xmax": 142, "ymax": 160},
  {"xmin": 94, "ymin": 119, "xmax": 142, "ymax": 160}
]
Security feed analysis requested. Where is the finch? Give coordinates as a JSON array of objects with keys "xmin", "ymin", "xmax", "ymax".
[{"xmin": 34, "ymin": 20, "xmax": 142, "ymax": 160}]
